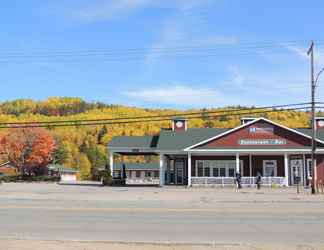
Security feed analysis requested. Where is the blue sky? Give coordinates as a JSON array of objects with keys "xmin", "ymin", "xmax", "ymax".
[{"xmin": 1, "ymin": 0, "xmax": 324, "ymax": 109}]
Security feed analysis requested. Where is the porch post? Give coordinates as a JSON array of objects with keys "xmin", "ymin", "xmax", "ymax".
[
  {"xmin": 284, "ymin": 153, "xmax": 289, "ymax": 187},
  {"xmin": 249, "ymin": 154, "xmax": 252, "ymax": 177},
  {"xmin": 159, "ymin": 154, "xmax": 165, "ymax": 186},
  {"xmin": 109, "ymin": 152, "xmax": 114, "ymax": 177},
  {"xmin": 188, "ymin": 153, "xmax": 192, "ymax": 187},
  {"xmin": 303, "ymin": 154, "xmax": 306, "ymax": 185},
  {"xmin": 236, "ymin": 153, "xmax": 240, "ymax": 174}
]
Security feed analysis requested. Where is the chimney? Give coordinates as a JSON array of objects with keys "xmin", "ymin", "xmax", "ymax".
[
  {"xmin": 172, "ymin": 117, "xmax": 188, "ymax": 132},
  {"xmin": 240, "ymin": 117, "xmax": 256, "ymax": 125},
  {"xmin": 315, "ymin": 117, "xmax": 324, "ymax": 129}
]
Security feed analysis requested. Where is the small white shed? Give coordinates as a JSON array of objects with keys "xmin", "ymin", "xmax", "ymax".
[{"xmin": 47, "ymin": 164, "xmax": 79, "ymax": 182}]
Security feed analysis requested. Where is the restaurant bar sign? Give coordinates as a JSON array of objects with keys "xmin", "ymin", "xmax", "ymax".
[{"xmin": 238, "ymin": 139, "xmax": 287, "ymax": 145}]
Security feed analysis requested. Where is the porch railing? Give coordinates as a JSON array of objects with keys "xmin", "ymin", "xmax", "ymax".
[
  {"xmin": 126, "ymin": 177, "xmax": 160, "ymax": 185},
  {"xmin": 191, "ymin": 176, "xmax": 285, "ymax": 187},
  {"xmin": 191, "ymin": 177, "xmax": 235, "ymax": 186}
]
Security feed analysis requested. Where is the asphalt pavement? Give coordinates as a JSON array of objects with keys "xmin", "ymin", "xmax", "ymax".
[{"xmin": 0, "ymin": 183, "xmax": 323, "ymax": 248}]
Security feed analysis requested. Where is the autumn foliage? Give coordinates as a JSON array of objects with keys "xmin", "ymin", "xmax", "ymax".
[
  {"xmin": 0, "ymin": 128, "xmax": 55, "ymax": 175},
  {"xmin": 0, "ymin": 97, "xmax": 315, "ymax": 180}
]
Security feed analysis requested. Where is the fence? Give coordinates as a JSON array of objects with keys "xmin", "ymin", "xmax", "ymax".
[
  {"xmin": 191, "ymin": 176, "xmax": 285, "ymax": 187},
  {"xmin": 126, "ymin": 177, "xmax": 160, "ymax": 185}
]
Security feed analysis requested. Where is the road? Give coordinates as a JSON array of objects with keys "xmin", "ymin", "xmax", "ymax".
[{"xmin": 0, "ymin": 183, "xmax": 324, "ymax": 249}]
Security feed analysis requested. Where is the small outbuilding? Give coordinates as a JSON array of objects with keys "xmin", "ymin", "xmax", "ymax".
[{"xmin": 47, "ymin": 164, "xmax": 79, "ymax": 182}]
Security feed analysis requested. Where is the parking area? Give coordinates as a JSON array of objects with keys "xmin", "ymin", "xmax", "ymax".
[{"xmin": 0, "ymin": 183, "xmax": 324, "ymax": 250}]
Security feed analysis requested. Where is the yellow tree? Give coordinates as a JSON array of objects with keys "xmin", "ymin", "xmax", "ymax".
[{"xmin": 78, "ymin": 153, "xmax": 91, "ymax": 180}]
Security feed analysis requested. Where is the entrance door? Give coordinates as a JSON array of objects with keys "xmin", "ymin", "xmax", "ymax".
[
  {"xmin": 290, "ymin": 159, "xmax": 304, "ymax": 185},
  {"xmin": 175, "ymin": 159, "xmax": 184, "ymax": 185}
]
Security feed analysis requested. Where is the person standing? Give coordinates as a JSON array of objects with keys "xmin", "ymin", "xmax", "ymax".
[
  {"xmin": 236, "ymin": 172, "xmax": 242, "ymax": 189},
  {"xmin": 256, "ymin": 171, "xmax": 262, "ymax": 190}
]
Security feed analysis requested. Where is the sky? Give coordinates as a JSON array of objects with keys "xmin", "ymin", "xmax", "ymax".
[{"xmin": 1, "ymin": 0, "xmax": 324, "ymax": 109}]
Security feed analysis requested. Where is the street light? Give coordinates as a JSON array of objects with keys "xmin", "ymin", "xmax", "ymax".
[
  {"xmin": 315, "ymin": 68, "xmax": 324, "ymax": 88},
  {"xmin": 307, "ymin": 41, "xmax": 324, "ymax": 194}
]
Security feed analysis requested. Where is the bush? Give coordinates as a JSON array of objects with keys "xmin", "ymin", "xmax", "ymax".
[
  {"xmin": 0, "ymin": 175, "xmax": 20, "ymax": 182},
  {"xmin": 25, "ymin": 176, "xmax": 60, "ymax": 182},
  {"xmin": 99, "ymin": 170, "xmax": 112, "ymax": 186},
  {"xmin": 0, "ymin": 175, "xmax": 59, "ymax": 183}
]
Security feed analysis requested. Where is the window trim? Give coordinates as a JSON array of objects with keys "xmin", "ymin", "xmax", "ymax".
[{"xmin": 262, "ymin": 160, "xmax": 277, "ymax": 177}]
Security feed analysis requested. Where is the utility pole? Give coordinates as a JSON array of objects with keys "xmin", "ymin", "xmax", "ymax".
[{"xmin": 307, "ymin": 41, "xmax": 316, "ymax": 194}]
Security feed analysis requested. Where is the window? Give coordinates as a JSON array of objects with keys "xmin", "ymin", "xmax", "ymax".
[
  {"xmin": 220, "ymin": 168, "xmax": 226, "ymax": 177},
  {"xmin": 145, "ymin": 171, "xmax": 152, "ymax": 177},
  {"xmin": 136, "ymin": 171, "xmax": 141, "ymax": 178},
  {"xmin": 195, "ymin": 160, "xmax": 243, "ymax": 177},
  {"xmin": 264, "ymin": 166, "xmax": 274, "ymax": 177},
  {"xmin": 228, "ymin": 168, "xmax": 235, "ymax": 177},
  {"xmin": 263, "ymin": 160, "xmax": 277, "ymax": 177},
  {"xmin": 197, "ymin": 161, "xmax": 204, "ymax": 177},
  {"xmin": 154, "ymin": 170, "xmax": 159, "ymax": 178},
  {"xmin": 198, "ymin": 167, "xmax": 204, "ymax": 177},
  {"xmin": 212, "ymin": 167, "xmax": 219, "ymax": 177},
  {"xmin": 204, "ymin": 167, "xmax": 210, "ymax": 177}
]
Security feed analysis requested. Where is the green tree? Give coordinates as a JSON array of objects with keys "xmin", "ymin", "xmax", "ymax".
[{"xmin": 52, "ymin": 138, "xmax": 69, "ymax": 164}]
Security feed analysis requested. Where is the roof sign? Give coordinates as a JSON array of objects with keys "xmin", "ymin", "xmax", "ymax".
[{"xmin": 249, "ymin": 126, "xmax": 274, "ymax": 134}]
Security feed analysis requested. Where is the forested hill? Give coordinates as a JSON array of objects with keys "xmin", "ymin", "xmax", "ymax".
[
  {"xmin": 0, "ymin": 97, "xmax": 117, "ymax": 116},
  {"xmin": 0, "ymin": 97, "xmax": 312, "ymax": 180}
]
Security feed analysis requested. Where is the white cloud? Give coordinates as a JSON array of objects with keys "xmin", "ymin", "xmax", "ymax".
[
  {"xmin": 285, "ymin": 45, "xmax": 324, "ymax": 66},
  {"xmin": 224, "ymin": 64, "xmax": 310, "ymax": 100},
  {"xmin": 123, "ymin": 84, "xmax": 232, "ymax": 107},
  {"xmin": 285, "ymin": 45, "xmax": 308, "ymax": 59},
  {"xmin": 74, "ymin": 0, "xmax": 152, "ymax": 22},
  {"xmin": 72, "ymin": 0, "xmax": 212, "ymax": 22},
  {"xmin": 173, "ymin": 0, "xmax": 212, "ymax": 11},
  {"xmin": 144, "ymin": 17, "xmax": 238, "ymax": 66}
]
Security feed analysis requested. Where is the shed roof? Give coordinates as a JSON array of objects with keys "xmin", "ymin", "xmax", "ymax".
[
  {"xmin": 108, "ymin": 135, "xmax": 159, "ymax": 149},
  {"xmin": 47, "ymin": 164, "xmax": 78, "ymax": 173}
]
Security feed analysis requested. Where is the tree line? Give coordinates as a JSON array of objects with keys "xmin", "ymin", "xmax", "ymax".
[{"xmin": 0, "ymin": 97, "xmax": 312, "ymax": 180}]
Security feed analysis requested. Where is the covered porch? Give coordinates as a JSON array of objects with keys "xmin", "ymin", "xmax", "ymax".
[
  {"xmin": 109, "ymin": 151, "xmax": 313, "ymax": 187},
  {"xmin": 109, "ymin": 150, "xmax": 161, "ymax": 186},
  {"xmin": 186, "ymin": 151, "xmax": 312, "ymax": 187}
]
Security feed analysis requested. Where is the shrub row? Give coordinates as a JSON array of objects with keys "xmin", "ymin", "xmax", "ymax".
[{"xmin": 0, "ymin": 175, "xmax": 60, "ymax": 183}]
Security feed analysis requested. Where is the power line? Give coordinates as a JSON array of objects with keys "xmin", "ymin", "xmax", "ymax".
[
  {"xmin": 0, "ymin": 41, "xmax": 322, "ymax": 63},
  {"xmin": 0, "ymin": 40, "xmax": 310, "ymax": 55},
  {"xmin": 0, "ymin": 102, "xmax": 311, "ymax": 126},
  {"xmin": 0, "ymin": 105, "xmax": 312, "ymax": 129}
]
